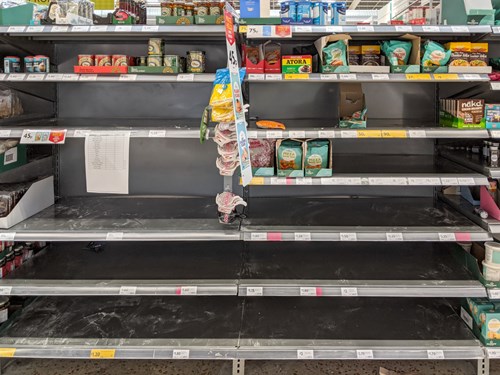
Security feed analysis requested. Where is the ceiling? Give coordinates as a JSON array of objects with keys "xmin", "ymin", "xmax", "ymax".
[{"xmin": 347, "ymin": 0, "xmax": 391, "ymax": 10}]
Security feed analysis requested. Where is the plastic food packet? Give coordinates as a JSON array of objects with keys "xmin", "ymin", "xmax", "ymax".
[
  {"xmin": 323, "ymin": 40, "xmax": 347, "ymax": 67},
  {"xmin": 0, "ymin": 89, "xmax": 23, "ymax": 119},
  {"xmin": 256, "ymin": 120, "xmax": 286, "ymax": 130},
  {"xmin": 250, "ymin": 139, "xmax": 275, "ymax": 168},
  {"xmin": 381, "ymin": 40, "xmax": 412, "ymax": 66},
  {"xmin": 421, "ymin": 41, "xmax": 451, "ymax": 66},
  {"xmin": 208, "ymin": 68, "xmax": 246, "ymax": 121}
]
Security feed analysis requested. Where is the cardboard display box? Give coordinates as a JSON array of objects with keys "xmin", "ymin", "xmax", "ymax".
[
  {"xmin": 314, "ymin": 34, "xmax": 351, "ymax": 74},
  {"xmin": 128, "ymin": 66, "xmax": 184, "ymax": 74},
  {"xmin": 74, "ymin": 66, "xmax": 129, "ymax": 74},
  {"xmin": 339, "ymin": 83, "xmax": 367, "ymax": 129},
  {"xmin": 0, "ymin": 145, "xmax": 27, "ymax": 174},
  {"xmin": 422, "ymin": 66, "xmax": 449, "ymax": 73},
  {"xmin": 195, "ymin": 15, "xmax": 224, "ymax": 24},
  {"xmin": 0, "ymin": 3, "xmax": 34, "ymax": 26},
  {"xmin": 156, "ymin": 16, "xmax": 194, "ymax": 25},
  {"xmin": 386, "ymin": 34, "xmax": 421, "ymax": 74}
]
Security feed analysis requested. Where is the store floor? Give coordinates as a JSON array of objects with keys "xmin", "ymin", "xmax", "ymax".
[{"xmin": 1, "ymin": 359, "xmax": 498, "ymax": 375}]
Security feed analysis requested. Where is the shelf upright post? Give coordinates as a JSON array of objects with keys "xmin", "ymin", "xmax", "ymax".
[
  {"xmin": 478, "ymin": 356, "xmax": 490, "ymax": 375},
  {"xmin": 232, "ymin": 359, "xmax": 245, "ymax": 375}
]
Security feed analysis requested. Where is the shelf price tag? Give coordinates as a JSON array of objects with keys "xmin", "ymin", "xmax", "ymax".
[
  {"xmin": 51, "ymin": 26, "xmax": 69, "ymax": 32},
  {"xmin": 149, "ymin": 130, "xmax": 167, "ymax": 137},
  {"xmin": 340, "ymin": 130, "xmax": 357, "ymax": 138},
  {"xmin": 457, "ymin": 177, "xmax": 475, "ymax": 185},
  {"xmin": 408, "ymin": 130, "xmax": 426, "ymax": 138},
  {"xmin": 250, "ymin": 177, "xmax": 265, "ymax": 185},
  {"xmin": 115, "ymin": 25, "xmax": 132, "ymax": 32},
  {"xmin": 406, "ymin": 73, "xmax": 431, "ymax": 81},
  {"xmin": 62, "ymin": 74, "xmax": 79, "ymax": 81},
  {"xmin": 250, "ymin": 232, "xmax": 267, "ymax": 241},
  {"xmin": 21, "ymin": 129, "xmax": 67, "ymax": 144},
  {"xmin": 488, "ymin": 289, "xmax": 500, "ymax": 299},
  {"xmin": 422, "ymin": 26, "xmax": 440, "ymax": 32},
  {"xmin": 341, "ymin": 287, "xmax": 358, "ymax": 296},
  {"xmin": 438, "ymin": 233, "xmax": 456, "ymax": 241},
  {"xmin": 320, "ymin": 74, "xmax": 337, "ymax": 80},
  {"xmin": 441, "ymin": 177, "xmax": 459, "ymax": 185},
  {"xmin": 0, "ymin": 233, "xmax": 15, "ymax": 241},
  {"xmin": 356, "ymin": 350, "xmax": 373, "ymax": 359},
  {"xmin": 372, "ymin": 74, "xmax": 389, "ymax": 80},
  {"xmin": 119, "ymin": 74, "xmax": 137, "ymax": 81},
  {"xmin": 72, "ymin": 26, "xmax": 90, "ymax": 32},
  {"xmin": 246, "ymin": 286, "xmax": 263, "ymax": 296},
  {"xmin": 270, "ymin": 177, "xmax": 286, "ymax": 185},
  {"xmin": 488, "ymin": 348, "xmax": 500, "ymax": 359},
  {"xmin": 247, "ymin": 130, "xmax": 258, "ymax": 138},
  {"xmin": 119, "ymin": 286, "xmax": 137, "ymax": 295},
  {"xmin": 239, "ymin": 25, "xmax": 248, "ymax": 33},
  {"xmin": 0, "ymin": 287, "xmax": 12, "ymax": 296},
  {"xmin": 434, "ymin": 74, "xmax": 458, "ymax": 80},
  {"xmin": 318, "ymin": 130, "xmax": 335, "ymax": 138},
  {"xmin": 248, "ymin": 74, "xmax": 265, "ymax": 81},
  {"xmin": 79, "ymin": 74, "xmax": 100, "ymax": 81},
  {"xmin": 26, "ymin": 26, "xmax": 44, "ymax": 32},
  {"xmin": 427, "ymin": 350, "xmax": 445, "ymax": 360},
  {"xmin": 0, "ymin": 130, "xmax": 11, "ymax": 137},
  {"xmin": 386, "ymin": 232, "xmax": 403, "ymax": 241},
  {"xmin": 462, "ymin": 74, "xmax": 481, "ymax": 80},
  {"xmin": 300, "ymin": 287, "xmax": 317, "ymax": 296},
  {"xmin": 0, "ymin": 348, "xmax": 15, "ymax": 358},
  {"xmin": 8, "ymin": 74, "xmax": 25, "ymax": 81},
  {"xmin": 460, "ymin": 307, "xmax": 473, "ymax": 329},
  {"xmin": 266, "ymin": 130, "xmax": 283, "ymax": 138},
  {"xmin": 382, "ymin": 130, "xmax": 407, "ymax": 138},
  {"xmin": 178, "ymin": 286, "xmax": 197, "ymax": 295},
  {"xmin": 265, "ymin": 74, "xmax": 282, "ymax": 81},
  {"xmin": 325, "ymin": 26, "xmax": 343, "ymax": 32},
  {"xmin": 296, "ymin": 178, "xmax": 313, "ymax": 185},
  {"xmin": 340, "ymin": 74, "xmax": 356, "ymax": 80},
  {"xmin": 177, "ymin": 74, "xmax": 195, "ymax": 82},
  {"xmin": 172, "ymin": 349, "xmax": 190, "ymax": 359},
  {"xmin": 357, "ymin": 130, "xmax": 381, "ymax": 138},
  {"xmin": 408, "ymin": 178, "xmax": 441, "ymax": 185},
  {"xmin": 451, "ymin": 26, "xmax": 469, "ymax": 33},
  {"xmin": 90, "ymin": 25, "xmax": 108, "ymax": 32},
  {"xmin": 368, "ymin": 177, "xmax": 407, "ymax": 185},
  {"xmin": 492, "ymin": 130, "xmax": 500, "ymax": 139},
  {"xmin": 284, "ymin": 74, "xmax": 309, "ymax": 80},
  {"xmin": 7, "ymin": 26, "xmax": 25, "ymax": 33},
  {"xmin": 294, "ymin": 232, "xmax": 311, "ymax": 241},
  {"xmin": 289, "ymin": 131, "xmax": 306, "ymax": 138},
  {"xmin": 340, "ymin": 233, "xmax": 357, "ymax": 241},
  {"xmin": 142, "ymin": 25, "xmax": 159, "ymax": 32},
  {"xmin": 295, "ymin": 26, "xmax": 312, "ymax": 32},
  {"xmin": 90, "ymin": 349, "xmax": 116, "ymax": 359},
  {"xmin": 297, "ymin": 350, "xmax": 314, "ymax": 359},
  {"xmin": 27, "ymin": 74, "xmax": 45, "ymax": 81},
  {"xmin": 106, "ymin": 232, "xmax": 124, "ymax": 240},
  {"xmin": 493, "ymin": 26, "xmax": 500, "ymax": 34},
  {"xmin": 395, "ymin": 25, "xmax": 412, "ymax": 32},
  {"xmin": 0, "ymin": 74, "xmax": 5, "ymax": 81},
  {"xmin": 357, "ymin": 25, "xmax": 374, "ymax": 32}
]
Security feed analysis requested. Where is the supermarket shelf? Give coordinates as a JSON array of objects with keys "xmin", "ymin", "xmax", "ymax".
[
  {"xmin": 0, "ymin": 296, "xmax": 483, "ymax": 361},
  {"xmin": 0, "ymin": 73, "xmax": 215, "ymax": 83},
  {"xmin": 245, "ymin": 155, "xmax": 488, "ymax": 186},
  {"xmin": 0, "ymin": 242, "xmax": 242, "ymax": 296},
  {"xmin": 238, "ymin": 242, "xmax": 485, "ymax": 298},
  {"xmin": 0, "ymin": 197, "xmax": 240, "ymax": 241},
  {"xmin": 440, "ymin": 149, "xmax": 500, "ymax": 178},
  {"xmin": 241, "ymin": 197, "xmax": 492, "ymax": 241},
  {"xmin": 247, "ymin": 73, "xmax": 491, "ymax": 83}
]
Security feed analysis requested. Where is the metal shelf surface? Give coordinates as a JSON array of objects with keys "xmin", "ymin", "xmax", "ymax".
[
  {"xmin": 0, "ymin": 296, "xmax": 483, "ymax": 360},
  {"xmin": 0, "ymin": 197, "xmax": 239, "ymax": 241},
  {"xmin": 0, "ymin": 73, "xmax": 215, "ymax": 83},
  {"xmin": 440, "ymin": 150, "xmax": 500, "ymax": 178},
  {"xmin": 245, "ymin": 155, "xmax": 488, "ymax": 186},
  {"xmin": 241, "ymin": 197, "xmax": 491, "ymax": 241},
  {"xmin": 238, "ymin": 242, "xmax": 485, "ymax": 297}
]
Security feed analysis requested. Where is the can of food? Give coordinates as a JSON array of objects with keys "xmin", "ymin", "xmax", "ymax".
[
  {"xmin": 13, "ymin": 245, "xmax": 22, "ymax": 269},
  {"xmin": 161, "ymin": 1, "xmax": 173, "ymax": 16},
  {"xmin": 148, "ymin": 38, "xmax": 164, "ymax": 55},
  {"xmin": 95, "ymin": 55, "xmax": 112, "ymax": 66},
  {"xmin": 33, "ymin": 55, "xmax": 50, "ymax": 73},
  {"xmin": 136, "ymin": 56, "xmax": 148, "ymax": 66},
  {"xmin": 163, "ymin": 55, "xmax": 180, "ymax": 73},
  {"xmin": 173, "ymin": 1, "xmax": 185, "ymax": 16},
  {"xmin": 148, "ymin": 55, "xmax": 163, "ymax": 67},
  {"xmin": 186, "ymin": 50, "xmax": 205, "ymax": 73},
  {"xmin": 112, "ymin": 55, "xmax": 129, "ymax": 66},
  {"xmin": 24, "ymin": 56, "xmax": 34, "ymax": 73},
  {"xmin": 5, "ymin": 250, "xmax": 14, "ymax": 274},
  {"xmin": 78, "ymin": 54, "xmax": 94, "ymax": 66},
  {"xmin": 3, "ymin": 56, "xmax": 21, "ymax": 74}
]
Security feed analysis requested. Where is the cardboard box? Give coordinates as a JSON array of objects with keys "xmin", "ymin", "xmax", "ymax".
[
  {"xmin": 314, "ymin": 34, "xmax": 351, "ymax": 74},
  {"xmin": 339, "ymin": 83, "xmax": 367, "ymax": 129},
  {"xmin": 74, "ymin": 66, "xmax": 129, "ymax": 74},
  {"xmin": 276, "ymin": 139, "xmax": 304, "ymax": 177},
  {"xmin": 0, "ymin": 3, "xmax": 34, "ymax": 25},
  {"xmin": 195, "ymin": 15, "xmax": 224, "ymax": 24},
  {"xmin": 439, "ymin": 98, "xmax": 486, "ymax": 129},
  {"xmin": 304, "ymin": 139, "xmax": 332, "ymax": 177},
  {"xmin": 0, "ymin": 176, "xmax": 54, "ymax": 229},
  {"xmin": 245, "ymin": 44, "xmax": 265, "ymax": 74},
  {"xmin": 240, "ymin": 0, "xmax": 270, "ymax": 18},
  {"xmin": 0, "ymin": 145, "xmax": 27, "ymax": 174},
  {"xmin": 156, "ymin": 16, "xmax": 194, "ymax": 25},
  {"xmin": 461, "ymin": 300, "xmax": 500, "ymax": 347},
  {"xmin": 264, "ymin": 42, "xmax": 281, "ymax": 73},
  {"xmin": 421, "ymin": 65, "xmax": 448, "ymax": 73},
  {"xmin": 385, "ymin": 34, "xmax": 421, "ymax": 74},
  {"xmin": 128, "ymin": 66, "xmax": 183, "ymax": 74},
  {"xmin": 282, "ymin": 55, "xmax": 312, "ymax": 74},
  {"xmin": 446, "ymin": 41, "xmax": 471, "ymax": 67},
  {"xmin": 240, "ymin": 17, "xmax": 282, "ymax": 25},
  {"xmin": 486, "ymin": 104, "xmax": 500, "ymax": 129}
]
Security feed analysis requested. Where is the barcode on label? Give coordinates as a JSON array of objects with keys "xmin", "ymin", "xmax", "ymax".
[
  {"xmin": 246, "ymin": 287, "xmax": 263, "ymax": 296},
  {"xmin": 119, "ymin": 286, "xmax": 137, "ymax": 295},
  {"xmin": 438, "ymin": 233, "xmax": 456, "ymax": 241},
  {"xmin": 427, "ymin": 350, "xmax": 444, "ymax": 359},
  {"xmin": 300, "ymin": 287, "xmax": 317, "ymax": 296},
  {"xmin": 386, "ymin": 233, "xmax": 403, "ymax": 241},
  {"xmin": 340, "ymin": 233, "xmax": 357, "ymax": 241},
  {"xmin": 294, "ymin": 232, "xmax": 311, "ymax": 241},
  {"xmin": 341, "ymin": 287, "xmax": 358, "ymax": 296},
  {"xmin": 297, "ymin": 350, "xmax": 314, "ymax": 359},
  {"xmin": 356, "ymin": 350, "xmax": 373, "ymax": 359},
  {"xmin": 4, "ymin": 149, "xmax": 15, "ymax": 164},
  {"xmin": 172, "ymin": 349, "xmax": 190, "ymax": 359}
]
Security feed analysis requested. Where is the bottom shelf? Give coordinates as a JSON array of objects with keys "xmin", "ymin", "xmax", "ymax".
[{"xmin": 0, "ymin": 296, "xmax": 483, "ymax": 360}]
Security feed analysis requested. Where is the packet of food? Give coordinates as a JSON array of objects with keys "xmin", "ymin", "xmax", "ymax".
[
  {"xmin": 256, "ymin": 120, "xmax": 286, "ymax": 130},
  {"xmin": 323, "ymin": 40, "xmax": 347, "ymax": 67},
  {"xmin": 421, "ymin": 40, "xmax": 451, "ymax": 66},
  {"xmin": 305, "ymin": 140, "xmax": 329, "ymax": 170},
  {"xmin": 381, "ymin": 40, "xmax": 412, "ymax": 66},
  {"xmin": 278, "ymin": 140, "xmax": 303, "ymax": 170}
]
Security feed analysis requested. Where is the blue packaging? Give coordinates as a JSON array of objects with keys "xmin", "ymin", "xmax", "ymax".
[
  {"xmin": 331, "ymin": 1, "xmax": 346, "ymax": 25},
  {"xmin": 312, "ymin": 1, "xmax": 328, "ymax": 25},
  {"xmin": 297, "ymin": 1, "xmax": 311, "ymax": 22},
  {"xmin": 280, "ymin": 1, "xmax": 297, "ymax": 21},
  {"xmin": 240, "ymin": 0, "xmax": 261, "ymax": 18}
]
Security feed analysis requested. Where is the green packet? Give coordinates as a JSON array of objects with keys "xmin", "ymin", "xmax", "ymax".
[
  {"xmin": 278, "ymin": 140, "xmax": 303, "ymax": 170},
  {"xmin": 305, "ymin": 140, "xmax": 329, "ymax": 170},
  {"xmin": 422, "ymin": 41, "xmax": 451, "ymax": 67},
  {"xmin": 323, "ymin": 40, "xmax": 348, "ymax": 67},
  {"xmin": 381, "ymin": 40, "xmax": 412, "ymax": 66}
]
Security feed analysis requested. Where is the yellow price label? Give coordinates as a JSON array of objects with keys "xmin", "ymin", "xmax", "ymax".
[
  {"xmin": 27, "ymin": 0, "xmax": 51, "ymax": 4},
  {"xmin": 239, "ymin": 25, "xmax": 248, "ymax": 33},
  {"xmin": 284, "ymin": 74, "xmax": 309, "ymax": 80},
  {"xmin": 90, "ymin": 349, "xmax": 116, "ymax": 359},
  {"xmin": 382, "ymin": 130, "xmax": 407, "ymax": 138},
  {"xmin": 91, "ymin": 0, "xmax": 115, "ymax": 10},
  {"xmin": 0, "ymin": 348, "xmax": 16, "ymax": 358},
  {"xmin": 434, "ymin": 74, "xmax": 459, "ymax": 80},
  {"xmin": 356, "ymin": 130, "xmax": 382, "ymax": 138},
  {"xmin": 250, "ymin": 177, "xmax": 265, "ymax": 185},
  {"xmin": 406, "ymin": 74, "xmax": 432, "ymax": 80}
]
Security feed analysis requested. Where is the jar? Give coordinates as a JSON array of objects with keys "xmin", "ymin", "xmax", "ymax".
[
  {"xmin": 14, "ymin": 245, "xmax": 23, "ymax": 269},
  {"xmin": 187, "ymin": 50, "xmax": 206, "ymax": 73},
  {"xmin": 184, "ymin": 3, "xmax": 195, "ymax": 16},
  {"xmin": 0, "ymin": 297, "xmax": 9, "ymax": 324},
  {"xmin": 5, "ymin": 251, "xmax": 14, "ymax": 274},
  {"xmin": 174, "ymin": 0, "xmax": 185, "ymax": 16},
  {"xmin": 161, "ymin": 1, "xmax": 174, "ymax": 16},
  {"xmin": 195, "ymin": 0, "xmax": 209, "ymax": 16},
  {"xmin": 209, "ymin": 1, "xmax": 221, "ymax": 15}
]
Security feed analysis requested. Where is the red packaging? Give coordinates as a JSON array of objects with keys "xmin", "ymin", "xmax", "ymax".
[
  {"xmin": 390, "ymin": 20, "xmax": 404, "ymax": 25},
  {"xmin": 112, "ymin": 55, "xmax": 134, "ymax": 66},
  {"xmin": 78, "ymin": 54, "xmax": 95, "ymax": 66},
  {"xmin": 264, "ymin": 42, "xmax": 281, "ymax": 73},
  {"xmin": 245, "ymin": 44, "xmax": 264, "ymax": 74},
  {"xmin": 95, "ymin": 55, "xmax": 112, "ymax": 66}
]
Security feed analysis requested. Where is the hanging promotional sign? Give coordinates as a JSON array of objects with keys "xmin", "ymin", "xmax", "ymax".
[{"xmin": 224, "ymin": 3, "xmax": 253, "ymax": 186}]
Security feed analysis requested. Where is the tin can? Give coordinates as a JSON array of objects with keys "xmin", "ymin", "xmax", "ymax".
[
  {"xmin": 33, "ymin": 55, "xmax": 50, "ymax": 73},
  {"xmin": 147, "ymin": 55, "xmax": 163, "ymax": 67},
  {"xmin": 148, "ymin": 38, "xmax": 164, "ymax": 55},
  {"xmin": 173, "ymin": 0, "xmax": 185, "ymax": 16},
  {"xmin": 95, "ymin": 55, "xmax": 112, "ymax": 66},
  {"xmin": 163, "ymin": 55, "xmax": 180, "ymax": 73},
  {"xmin": 112, "ymin": 55, "xmax": 129, "ymax": 66},
  {"xmin": 13, "ymin": 246, "xmax": 22, "ymax": 269},
  {"xmin": 296, "ymin": 1, "xmax": 311, "ymax": 22},
  {"xmin": 161, "ymin": 1, "xmax": 173, "ymax": 16},
  {"xmin": 78, "ymin": 54, "xmax": 94, "ymax": 66},
  {"xmin": 187, "ymin": 50, "xmax": 205, "ymax": 73},
  {"xmin": 3, "ymin": 56, "xmax": 21, "ymax": 74},
  {"xmin": 136, "ymin": 56, "xmax": 148, "ymax": 66},
  {"xmin": 5, "ymin": 251, "xmax": 14, "ymax": 274},
  {"xmin": 24, "ymin": 56, "xmax": 34, "ymax": 73},
  {"xmin": 280, "ymin": 1, "xmax": 296, "ymax": 21}
]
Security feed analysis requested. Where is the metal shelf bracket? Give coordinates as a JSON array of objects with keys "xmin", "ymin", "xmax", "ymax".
[
  {"xmin": 232, "ymin": 359, "xmax": 245, "ymax": 375},
  {"xmin": 478, "ymin": 357, "xmax": 490, "ymax": 375}
]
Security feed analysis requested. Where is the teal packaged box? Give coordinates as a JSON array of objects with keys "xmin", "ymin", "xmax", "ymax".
[
  {"xmin": 304, "ymin": 139, "xmax": 332, "ymax": 177},
  {"xmin": 0, "ymin": 145, "xmax": 27, "ymax": 173},
  {"xmin": 390, "ymin": 64, "xmax": 420, "ymax": 73},
  {"xmin": 195, "ymin": 15, "xmax": 224, "ymax": 24},
  {"xmin": 468, "ymin": 9, "xmax": 495, "ymax": 25},
  {"xmin": 250, "ymin": 139, "xmax": 275, "ymax": 176},
  {"xmin": 156, "ymin": 16, "xmax": 194, "ymax": 25},
  {"xmin": 486, "ymin": 104, "xmax": 500, "ymax": 129},
  {"xmin": 276, "ymin": 139, "xmax": 304, "ymax": 177},
  {"xmin": 461, "ymin": 300, "xmax": 500, "ymax": 346},
  {"xmin": 421, "ymin": 65, "xmax": 448, "ymax": 73},
  {"xmin": 384, "ymin": 34, "xmax": 421, "ymax": 75},
  {"xmin": 314, "ymin": 34, "xmax": 351, "ymax": 74},
  {"xmin": 0, "ymin": 3, "xmax": 35, "ymax": 26}
]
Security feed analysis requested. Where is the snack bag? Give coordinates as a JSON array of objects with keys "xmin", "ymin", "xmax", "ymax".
[
  {"xmin": 208, "ymin": 68, "xmax": 246, "ymax": 122},
  {"xmin": 305, "ymin": 140, "xmax": 329, "ymax": 170},
  {"xmin": 381, "ymin": 40, "xmax": 412, "ymax": 66},
  {"xmin": 278, "ymin": 140, "xmax": 303, "ymax": 170},
  {"xmin": 323, "ymin": 40, "xmax": 347, "ymax": 67},
  {"xmin": 421, "ymin": 41, "xmax": 451, "ymax": 66}
]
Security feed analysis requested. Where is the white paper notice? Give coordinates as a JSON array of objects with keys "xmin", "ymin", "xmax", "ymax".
[{"xmin": 85, "ymin": 132, "xmax": 130, "ymax": 194}]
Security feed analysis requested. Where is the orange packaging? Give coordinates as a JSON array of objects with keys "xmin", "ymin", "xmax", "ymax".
[
  {"xmin": 470, "ymin": 43, "xmax": 488, "ymax": 67},
  {"xmin": 445, "ymin": 42, "xmax": 471, "ymax": 67}
]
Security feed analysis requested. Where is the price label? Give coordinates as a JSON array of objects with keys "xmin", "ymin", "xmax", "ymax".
[
  {"xmin": 62, "ymin": 74, "xmax": 79, "ymax": 81},
  {"xmin": 357, "ymin": 25, "xmax": 374, "ymax": 32},
  {"xmin": 72, "ymin": 26, "xmax": 90, "ymax": 32},
  {"xmin": 297, "ymin": 350, "xmax": 314, "ymax": 359},
  {"xmin": 289, "ymin": 131, "xmax": 306, "ymax": 138},
  {"xmin": 142, "ymin": 25, "xmax": 159, "ymax": 32},
  {"xmin": 463, "ymin": 74, "xmax": 481, "ymax": 80},
  {"xmin": 372, "ymin": 74, "xmax": 389, "ymax": 80},
  {"xmin": 179, "ymin": 286, "xmax": 197, "ymax": 295},
  {"xmin": 246, "ymin": 286, "xmax": 263, "ymax": 296},
  {"xmin": 248, "ymin": 74, "xmax": 265, "ymax": 81},
  {"xmin": 451, "ymin": 26, "xmax": 469, "ymax": 33},
  {"xmin": 46, "ymin": 74, "xmax": 60, "ymax": 80},
  {"xmin": 250, "ymin": 233, "xmax": 267, "ymax": 241},
  {"xmin": 0, "ymin": 287, "xmax": 12, "ymax": 296},
  {"xmin": 21, "ymin": 129, "xmax": 67, "ymax": 144},
  {"xmin": 492, "ymin": 82, "xmax": 500, "ymax": 91},
  {"xmin": 250, "ymin": 177, "xmax": 265, "ymax": 185},
  {"xmin": 177, "ymin": 74, "xmax": 195, "ymax": 82},
  {"xmin": 356, "ymin": 350, "xmax": 373, "ymax": 359},
  {"xmin": 0, "ymin": 74, "xmax": 5, "ymax": 81},
  {"xmin": 247, "ymin": 131, "xmax": 258, "ymax": 138},
  {"xmin": 106, "ymin": 232, "xmax": 124, "ymax": 240},
  {"xmin": 386, "ymin": 232, "xmax": 403, "ymax": 241},
  {"xmin": 457, "ymin": 177, "xmax": 476, "ymax": 185},
  {"xmin": 408, "ymin": 178, "xmax": 441, "ymax": 185},
  {"xmin": 27, "ymin": 74, "xmax": 45, "ymax": 81},
  {"xmin": 341, "ymin": 287, "xmax": 358, "ymax": 296},
  {"xmin": 90, "ymin": 349, "xmax": 116, "ymax": 359},
  {"xmin": 115, "ymin": 25, "xmax": 132, "ymax": 32},
  {"xmin": 460, "ymin": 307, "xmax": 473, "ymax": 329},
  {"xmin": 149, "ymin": 130, "xmax": 167, "ymax": 137},
  {"xmin": 340, "ymin": 233, "xmax": 357, "ymax": 241},
  {"xmin": 0, "ymin": 232, "xmax": 15, "ymax": 241},
  {"xmin": 340, "ymin": 130, "xmax": 357, "ymax": 138},
  {"xmin": 7, "ymin": 26, "xmax": 25, "ymax": 33},
  {"xmin": 119, "ymin": 74, "xmax": 137, "ymax": 81},
  {"xmin": 0, "ymin": 130, "xmax": 11, "ymax": 137},
  {"xmin": 368, "ymin": 177, "xmax": 407, "ymax": 185},
  {"xmin": 493, "ymin": 26, "xmax": 500, "ymax": 34},
  {"xmin": 300, "ymin": 287, "xmax": 317, "ymax": 296},
  {"xmin": 318, "ymin": 130, "xmax": 335, "ymax": 138},
  {"xmin": 357, "ymin": 130, "xmax": 382, "ymax": 138},
  {"xmin": 8, "ymin": 74, "xmax": 25, "ymax": 81},
  {"xmin": 172, "ymin": 349, "xmax": 190, "ymax": 359},
  {"xmin": 266, "ymin": 74, "xmax": 282, "ymax": 81},
  {"xmin": 438, "ymin": 233, "xmax": 456, "ymax": 241},
  {"xmin": 325, "ymin": 26, "xmax": 343, "ymax": 32},
  {"xmin": 26, "ymin": 26, "xmax": 44, "ymax": 32},
  {"xmin": 0, "ymin": 349, "xmax": 15, "ymax": 358},
  {"xmin": 79, "ymin": 75, "xmax": 98, "ymax": 81},
  {"xmin": 395, "ymin": 25, "xmax": 412, "ymax": 32},
  {"xmin": 239, "ymin": 25, "xmax": 248, "ymax": 33},
  {"xmin": 427, "ymin": 350, "xmax": 445, "ymax": 360},
  {"xmin": 73, "ymin": 130, "xmax": 89, "ymax": 137},
  {"xmin": 408, "ymin": 130, "xmax": 426, "ymax": 138},
  {"xmin": 441, "ymin": 177, "xmax": 458, "ymax": 185},
  {"xmin": 489, "ymin": 289, "xmax": 500, "ymax": 299},
  {"xmin": 434, "ymin": 74, "xmax": 458, "ymax": 80},
  {"xmin": 382, "ymin": 130, "xmax": 407, "ymax": 138},
  {"xmin": 119, "ymin": 286, "xmax": 137, "ymax": 295},
  {"xmin": 294, "ymin": 232, "xmax": 311, "ymax": 241},
  {"xmin": 51, "ymin": 26, "xmax": 68, "ymax": 32},
  {"xmin": 422, "ymin": 26, "xmax": 440, "ymax": 32},
  {"xmin": 340, "ymin": 74, "xmax": 356, "ymax": 80},
  {"xmin": 406, "ymin": 73, "xmax": 431, "ymax": 80},
  {"xmin": 90, "ymin": 25, "xmax": 108, "ymax": 32},
  {"xmin": 266, "ymin": 130, "xmax": 283, "ymax": 138},
  {"xmin": 491, "ymin": 130, "xmax": 500, "ymax": 138},
  {"xmin": 320, "ymin": 74, "xmax": 337, "ymax": 80},
  {"xmin": 270, "ymin": 177, "xmax": 286, "ymax": 185},
  {"xmin": 284, "ymin": 74, "xmax": 309, "ymax": 80},
  {"xmin": 488, "ymin": 348, "xmax": 500, "ymax": 359},
  {"xmin": 295, "ymin": 26, "xmax": 312, "ymax": 32},
  {"xmin": 296, "ymin": 178, "xmax": 313, "ymax": 185}
]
